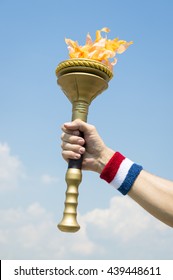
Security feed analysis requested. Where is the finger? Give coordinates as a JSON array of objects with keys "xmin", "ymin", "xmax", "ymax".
[
  {"xmin": 61, "ymin": 133, "xmax": 85, "ymax": 146},
  {"xmin": 63, "ymin": 120, "xmax": 87, "ymax": 133},
  {"xmin": 61, "ymin": 125, "xmax": 81, "ymax": 136},
  {"xmin": 61, "ymin": 141, "xmax": 85, "ymax": 154},
  {"xmin": 62, "ymin": 150, "xmax": 82, "ymax": 161}
]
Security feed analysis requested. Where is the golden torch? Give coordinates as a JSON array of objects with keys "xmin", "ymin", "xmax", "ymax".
[{"xmin": 56, "ymin": 28, "xmax": 132, "ymax": 232}]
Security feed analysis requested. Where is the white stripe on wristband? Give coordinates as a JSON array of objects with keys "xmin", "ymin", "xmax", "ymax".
[{"xmin": 110, "ymin": 158, "xmax": 134, "ymax": 190}]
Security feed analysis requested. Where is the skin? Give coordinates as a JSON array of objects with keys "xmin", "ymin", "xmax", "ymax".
[{"xmin": 61, "ymin": 119, "xmax": 173, "ymax": 228}]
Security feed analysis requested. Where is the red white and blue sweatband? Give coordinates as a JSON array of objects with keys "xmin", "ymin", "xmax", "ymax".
[{"xmin": 100, "ymin": 152, "xmax": 143, "ymax": 195}]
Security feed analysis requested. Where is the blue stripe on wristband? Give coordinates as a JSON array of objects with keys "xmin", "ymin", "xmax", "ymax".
[{"xmin": 118, "ymin": 163, "xmax": 143, "ymax": 195}]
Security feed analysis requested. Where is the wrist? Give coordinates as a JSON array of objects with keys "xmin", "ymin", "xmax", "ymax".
[{"xmin": 97, "ymin": 147, "xmax": 115, "ymax": 174}]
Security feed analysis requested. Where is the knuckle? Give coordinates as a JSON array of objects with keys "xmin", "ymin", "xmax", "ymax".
[
  {"xmin": 90, "ymin": 124, "xmax": 95, "ymax": 130},
  {"xmin": 61, "ymin": 132, "xmax": 65, "ymax": 141},
  {"xmin": 62, "ymin": 150, "xmax": 68, "ymax": 158},
  {"xmin": 61, "ymin": 151, "xmax": 65, "ymax": 158}
]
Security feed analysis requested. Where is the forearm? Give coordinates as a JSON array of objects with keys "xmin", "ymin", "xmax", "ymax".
[
  {"xmin": 128, "ymin": 170, "xmax": 173, "ymax": 227},
  {"xmin": 100, "ymin": 151, "xmax": 173, "ymax": 227}
]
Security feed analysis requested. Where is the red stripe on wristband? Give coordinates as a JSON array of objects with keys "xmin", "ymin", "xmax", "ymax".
[{"xmin": 100, "ymin": 152, "xmax": 125, "ymax": 183}]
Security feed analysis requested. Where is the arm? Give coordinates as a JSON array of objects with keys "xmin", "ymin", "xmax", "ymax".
[
  {"xmin": 61, "ymin": 119, "xmax": 173, "ymax": 227},
  {"xmin": 129, "ymin": 170, "xmax": 173, "ymax": 227}
]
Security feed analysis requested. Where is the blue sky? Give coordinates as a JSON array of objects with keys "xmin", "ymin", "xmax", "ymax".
[{"xmin": 0, "ymin": 0, "xmax": 173, "ymax": 259}]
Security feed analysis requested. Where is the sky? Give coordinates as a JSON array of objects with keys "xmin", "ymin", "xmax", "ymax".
[{"xmin": 0, "ymin": 0, "xmax": 173, "ymax": 259}]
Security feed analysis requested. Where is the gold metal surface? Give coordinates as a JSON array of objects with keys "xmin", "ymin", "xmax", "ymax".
[
  {"xmin": 56, "ymin": 58, "xmax": 113, "ymax": 81},
  {"xmin": 56, "ymin": 59, "xmax": 112, "ymax": 232},
  {"xmin": 58, "ymin": 168, "xmax": 82, "ymax": 232}
]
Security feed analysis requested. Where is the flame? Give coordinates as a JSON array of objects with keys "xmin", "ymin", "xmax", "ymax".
[{"xmin": 65, "ymin": 28, "xmax": 133, "ymax": 71}]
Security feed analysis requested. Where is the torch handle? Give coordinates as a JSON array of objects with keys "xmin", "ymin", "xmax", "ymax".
[
  {"xmin": 58, "ymin": 101, "xmax": 88, "ymax": 232},
  {"xmin": 68, "ymin": 131, "xmax": 84, "ymax": 169},
  {"xmin": 57, "ymin": 131, "xmax": 84, "ymax": 232}
]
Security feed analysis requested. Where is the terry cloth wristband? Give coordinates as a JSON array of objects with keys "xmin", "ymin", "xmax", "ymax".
[{"xmin": 100, "ymin": 152, "xmax": 143, "ymax": 195}]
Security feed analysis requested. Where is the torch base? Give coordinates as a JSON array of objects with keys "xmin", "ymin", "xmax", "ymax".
[{"xmin": 57, "ymin": 223, "xmax": 80, "ymax": 233}]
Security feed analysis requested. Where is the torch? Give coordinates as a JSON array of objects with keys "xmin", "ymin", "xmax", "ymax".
[{"xmin": 56, "ymin": 28, "xmax": 132, "ymax": 232}]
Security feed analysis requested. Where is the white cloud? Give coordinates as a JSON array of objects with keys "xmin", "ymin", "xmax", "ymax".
[
  {"xmin": 41, "ymin": 174, "xmax": 59, "ymax": 184},
  {"xmin": 80, "ymin": 196, "xmax": 173, "ymax": 259},
  {"xmin": 0, "ymin": 202, "xmax": 98, "ymax": 259},
  {"xmin": 83, "ymin": 196, "xmax": 152, "ymax": 242},
  {"xmin": 0, "ymin": 142, "xmax": 25, "ymax": 191},
  {"xmin": 0, "ymin": 197, "xmax": 172, "ymax": 259}
]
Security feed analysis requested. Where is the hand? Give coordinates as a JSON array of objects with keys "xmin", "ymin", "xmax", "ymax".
[{"xmin": 61, "ymin": 119, "xmax": 114, "ymax": 173}]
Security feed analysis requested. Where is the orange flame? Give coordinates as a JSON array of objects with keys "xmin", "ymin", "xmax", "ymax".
[{"xmin": 65, "ymin": 28, "xmax": 133, "ymax": 71}]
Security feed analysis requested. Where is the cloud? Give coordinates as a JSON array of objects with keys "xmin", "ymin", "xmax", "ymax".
[
  {"xmin": 41, "ymin": 174, "xmax": 59, "ymax": 185},
  {"xmin": 83, "ymin": 196, "xmax": 152, "ymax": 242},
  {"xmin": 0, "ymin": 143, "xmax": 25, "ymax": 191},
  {"xmin": 0, "ymin": 197, "xmax": 172, "ymax": 259},
  {"xmin": 0, "ymin": 202, "xmax": 98, "ymax": 259},
  {"xmin": 80, "ymin": 196, "xmax": 173, "ymax": 259}
]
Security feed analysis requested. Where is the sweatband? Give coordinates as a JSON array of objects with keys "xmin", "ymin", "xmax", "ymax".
[{"xmin": 100, "ymin": 152, "xmax": 143, "ymax": 195}]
